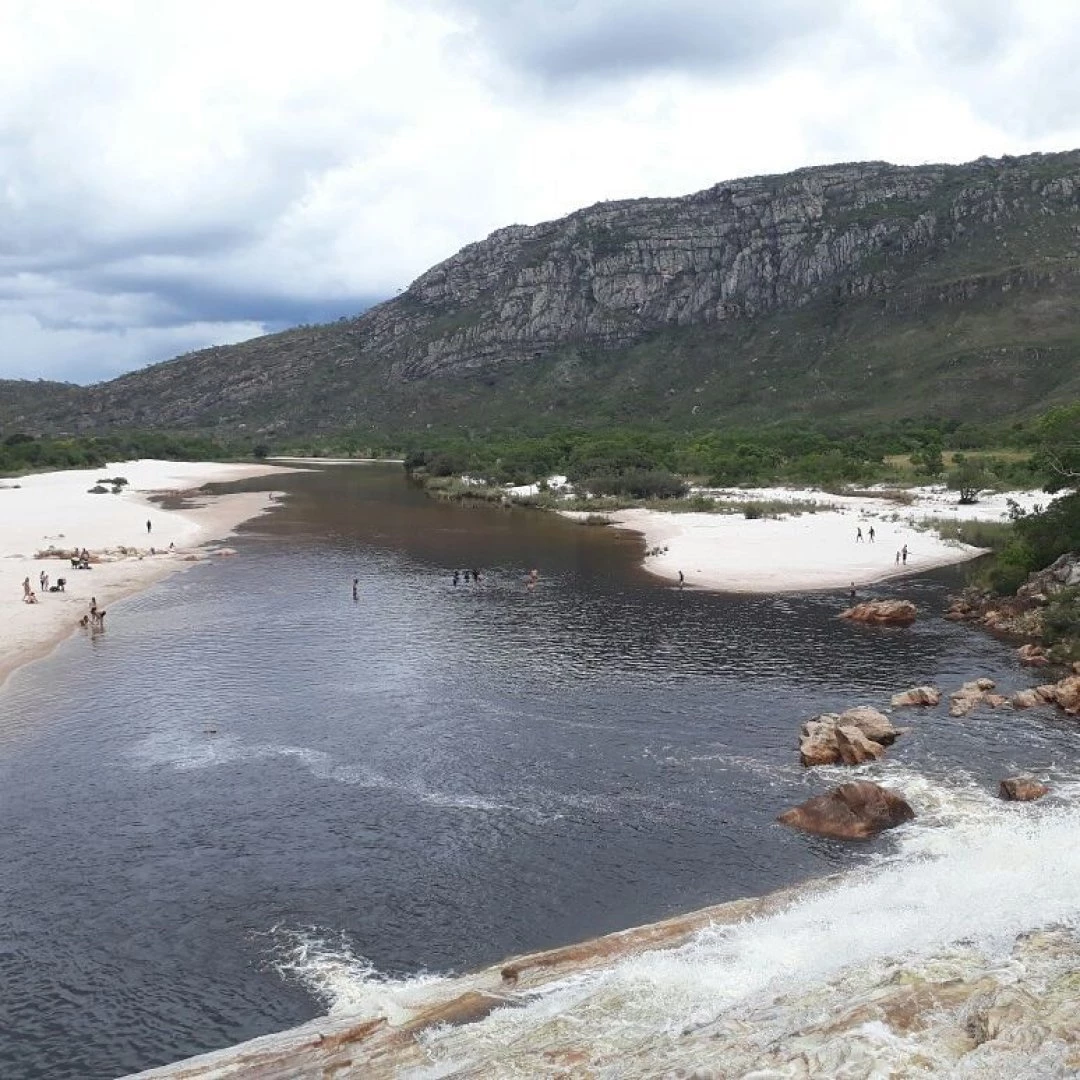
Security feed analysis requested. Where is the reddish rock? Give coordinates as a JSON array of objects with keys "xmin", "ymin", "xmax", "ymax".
[
  {"xmin": 1054, "ymin": 675, "xmax": 1080, "ymax": 715},
  {"xmin": 891, "ymin": 685, "xmax": 942, "ymax": 707},
  {"xmin": 1011, "ymin": 689, "xmax": 1042, "ymax": 709},
  {"xmin": 835, "ymin": 706, "xmax": 900, "ymax": 745},
  {"xmin": 778, "ymin": 781, "xmax": 915, "ymax": 840},
  {"xmin": 840, "ymin": 600, "xmax": 917, "ymax": 626},
  {"xmin": 798, "ymin": 709, "xmax": 899, "ymax": 767},
  {"xmin": 1017, "ymin": 644, "xmax": 1049, "ymax": 667},
  {"xmin": 834, "ymin": 726, "xmax": 886, "ymax": 765},
  {"xmin": 949, "ymin": 679, "xmax": 997, "ymax": 716},
  {"xmin": 799, "ymin": 719, "xmax": 841, "ymax": 767},
  {"xmin": 999, "ymin": 777, "xmax": 1050, "ymax": 802}
]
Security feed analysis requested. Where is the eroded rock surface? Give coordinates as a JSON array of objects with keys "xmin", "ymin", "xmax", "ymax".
[
  {"xmin": 840, "ymin": 599, "xmax": 917, "ymax": 625},
  {"xmin": 777, "ymin": 780, "xmax": 915, "ymax": 839}
]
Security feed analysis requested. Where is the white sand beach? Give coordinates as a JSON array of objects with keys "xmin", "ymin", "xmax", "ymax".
[
  {"xmin": 568, "ymin": 486, "xmax": 1055, "ymax": 593},
  {"xmin": 0, "ymin": 460, "xmax": 297, "ymax": 690}
]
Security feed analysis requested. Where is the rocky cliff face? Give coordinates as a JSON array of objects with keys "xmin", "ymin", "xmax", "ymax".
[{"xmin": 7, "ymin": 152, "xmax": 1080, "ymax": 435}]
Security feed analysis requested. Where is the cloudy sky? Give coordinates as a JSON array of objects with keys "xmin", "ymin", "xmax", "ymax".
[{"xmin": 2, "ymin": 0, "xmax": 1079, "ymax": 384}]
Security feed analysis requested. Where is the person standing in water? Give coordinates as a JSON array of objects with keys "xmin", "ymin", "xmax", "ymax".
[
  {"xmin": 868, "ymin": 526, "xmax": 875, "ymax": 543},
  {"xmin": 452, "ymin": 570, "xmax": 460, "ymax": 586},
  {"xmin": 856, "ymin": 527, "xmax": 863, "ymax": 542},
  {"xmin": 146, "ymin": 519, "xmax": 152, "ymax": 534},
  {"xmin": 678, "ymin": 570, "xmax": 685, "ymax": 588},
  {"xmin": 352, "ymin": 578, "xmax": 359, "ymax": 601}
]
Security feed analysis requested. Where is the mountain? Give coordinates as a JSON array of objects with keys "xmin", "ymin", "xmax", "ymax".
[{"xmin": 7, "ymin": 150, "xmax": 1080, "ymax": 437}]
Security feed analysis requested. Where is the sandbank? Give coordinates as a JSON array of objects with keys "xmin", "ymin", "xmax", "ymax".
[
  {"xmin": 566, "ymin": 486, "xmax": 1054, "ymax": 593},
  {"xmin": 0, "ymin": 460, "xmax": 299, "ymax": 691}
]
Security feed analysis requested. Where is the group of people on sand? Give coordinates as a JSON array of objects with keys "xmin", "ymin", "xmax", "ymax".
[
  {"xmin": 856, "ymin": 526, "xmax": 910, "ymax": 567},
  {"xmin": 21, "ymin": 573, "xmax": 67, "ymax": 604}
]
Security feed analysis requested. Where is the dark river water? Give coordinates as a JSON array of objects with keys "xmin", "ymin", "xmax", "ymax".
[{"xmin": 0, "ymin": 464, "xmax": 1070, "ymax": 1078}]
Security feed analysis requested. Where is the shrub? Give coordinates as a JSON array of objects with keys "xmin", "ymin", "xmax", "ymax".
[{"xmin": 88, "ymin": 485, "xmax": 108, "ymax": 494}]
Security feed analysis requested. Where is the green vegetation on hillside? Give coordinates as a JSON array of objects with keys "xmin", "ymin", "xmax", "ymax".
[{"xmin": 0, "ymin": 431, "xmax": 242, "ymax": 476}]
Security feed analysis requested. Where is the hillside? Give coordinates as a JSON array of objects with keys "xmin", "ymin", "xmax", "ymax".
[{"xmin": 6, "ymin": 151, "xmax": 1080, "ymax": 437}]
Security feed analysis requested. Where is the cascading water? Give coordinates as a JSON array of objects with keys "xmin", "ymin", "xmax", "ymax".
[{"xmin": 270, "ymin": 772, "xmax": 1080, "ymax": 1077}]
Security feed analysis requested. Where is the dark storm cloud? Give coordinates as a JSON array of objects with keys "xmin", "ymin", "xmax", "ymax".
[{"xmin": 448, "ymin": 0, "xmax": 852, "ymax": 84}]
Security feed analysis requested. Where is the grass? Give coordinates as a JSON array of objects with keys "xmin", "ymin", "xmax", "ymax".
[{"xmin": 916, "ymin": 517, "xmax": 1015, "ymax": 550}]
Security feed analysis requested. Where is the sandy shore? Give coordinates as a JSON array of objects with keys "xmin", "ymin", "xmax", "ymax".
[
  {"xmin": 567, "ymin": 486, "xmax": 1053, "ymax": 593},
  {"xmin": 0, "ymin": 460, "xmax": 299, "ymax": 691}
]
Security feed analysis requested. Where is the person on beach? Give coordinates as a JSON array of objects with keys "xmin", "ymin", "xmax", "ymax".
[
  {"xmin": 902, "ymin": 544, "xmax": 908, "ymax": 564},
  {"xmin": 146, "ymin": 519, "xmax": 152, "ymax": 534},
  {"xmin": 39, "ymin": 571, "xmax": 48, "ymax": 592},
  {"xmin": 23, "ymin": 588, "xmax": 37, "ymax": 604},
  {"xmin": 464, "ymin": 569, "xmax": 471, "ymax": 583},
  {"xmin": 472, "ymin": 568, "xmax": 481, "ymax": 583},
  {"xmin": 22, "ymin": 577, "xmax": 32, "ymax": 600},
  {"xmin": 452, "ymin": 570, "xmax": 460, "ymax": 586},
  {"xmin": 678, "ymin": 570, "xmax": 685, "ymax": 588},
  {"xmin": 856, "ymin": 527, "xmax": 863, "ymax": 542},
  {"xmin": 849, "ymin": 582, "xmax": 857, "ymax": 600},
  {"xmin": 352, "ymin": 577, "xmax": 359, "ymax": 601},
  {"xmin": 868, "ymin": 526, "xmax": 875, "ymax": 543},
  {"xmin": 895, "ymin": 550, "xmax": 901, "ymax": 564}
]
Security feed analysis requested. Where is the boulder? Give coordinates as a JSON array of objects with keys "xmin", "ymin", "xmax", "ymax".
[
  {"xmin": 1017, "ymin": 644, "xmax": 1049, "ymax": 667},
  {"xmin": 1053, "ymin": 675, "xmax": 1080, "ymax": 715},
  {"xmin": 1011, "ymin": 689, "xmax": 1042, "ymax": 709},
  {"xmin": 840, "ymin": 600, "xmax": 917, "ymax": 626},
  {"xmin": 778, "ymin": 781, "xmax": 915, "ymax": 839},
  {"xmin": 798, "ymin": 719, "xmax": 841, "ymax": 767},
  {"xmin": 891, "ymin": 685, "xmax": 942, "ymax": 708},
  {"xmin": 835, "ymin": 725, "xmax": 886, "ymax": 765},
  {"xmin": 798, "ymin": 708, "xmax": 899, "ymax": 767},
  {"xmin": 836, "ymin": 706, "xmax": 900, "ymax": 745},
  {"xmin": 949, "ymin": 679, "xmax": 997, "ymax": 717},
  {"xmin": 999, "ymin": 777, "xmax": 1050, "ymax": 802}
]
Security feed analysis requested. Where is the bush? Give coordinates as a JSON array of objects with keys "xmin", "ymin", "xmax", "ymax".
[
  {"xmin": 88, "ymin": 485, "xmax": 109, "ymax": 494},
  {"xmin": 584, "ymin": 469, "xmax": 687, "ymax": 499}
]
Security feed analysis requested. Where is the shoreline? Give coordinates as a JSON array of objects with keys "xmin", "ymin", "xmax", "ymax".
[
  {"xmin": 562, "ymin": 486, "xmax": 1053, "ymax": 593},
  {"xmin": 0, "ymin": 460, "xmax": 301, "ymax": 694}
]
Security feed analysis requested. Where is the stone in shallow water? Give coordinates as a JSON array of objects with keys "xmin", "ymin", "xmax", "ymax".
[
  {"xmin": 777, "ymin": 780, "xmax": 915, "ymax": 839},
  {"xmin": 999, "ymin": 777, "xmax": 1049, "ymax": 802}
]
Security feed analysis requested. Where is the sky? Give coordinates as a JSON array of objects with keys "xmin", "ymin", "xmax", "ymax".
[{"xmin": 2, "ymin": 0, "xmax": 1080, "ymax": 384}]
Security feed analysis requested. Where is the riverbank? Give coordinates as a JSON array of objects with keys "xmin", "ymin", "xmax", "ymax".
[
  {"xmin": 0, "ymin": 460, "xmax": 298, "ymax": 691},
  {"xmin": 569, "ymin": 486, "xmax": 1054, "ymax": 592}
]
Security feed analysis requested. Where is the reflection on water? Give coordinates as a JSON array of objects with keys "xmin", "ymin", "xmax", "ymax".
[{"xmin": 0, "ymin": 465, "xmax": 1067, "ymax": 1078}]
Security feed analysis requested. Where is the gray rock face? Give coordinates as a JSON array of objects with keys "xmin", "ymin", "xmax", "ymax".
[
  {"xmin": 10, "ymin": 150, "xmax": 1080, "ymax": 435},
  {"xmin": 363, "ymin": 156, "xmax": 1079, "ymax": 382}
]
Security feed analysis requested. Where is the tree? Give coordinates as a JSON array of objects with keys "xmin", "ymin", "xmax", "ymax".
[
  {"xmin": 1035, "ymin": 403, "xmax": 1080, "ymax": 492},
  {"xmin": 946, "ymin": 454, "xmax": 993, "ymax": 504}
]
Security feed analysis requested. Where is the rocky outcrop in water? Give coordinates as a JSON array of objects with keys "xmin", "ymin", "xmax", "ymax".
[
  {"xmin": 999, "ymin": 776, "xmax": 1050, "ymax": 801},
  {"xmin": 798, "ymin": 707, "xmax": 900, "ymax": 767},
  {"xmin": 949, "ymin": 678, "xmax": 999, "ymax": 716},
  {"xmin": 840, "ymin": 599, "xmax": 917, "ymax": 625},
  {"xmin": 777, "ymin": 781, "xmax": 915, "ymax": 839},
  {"xmin": 891, "ymin": 685, "xmax": 942, "ymax": 707}
]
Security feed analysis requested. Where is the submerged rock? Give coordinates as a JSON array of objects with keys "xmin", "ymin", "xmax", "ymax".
[
  {"xmin": 778, "ymin": 781, "xmax": 915, "ymax": 839},
  {"xmin": 999, "ymin": 777, "xmax": 1050, "ymax": 802},
  {"xmin": 840, "ymin": 599, "xmax": 917, "ymax": 626},
  {"xmin": 891, "ymin": 685, "xmax": 942, "ymax": 707}
]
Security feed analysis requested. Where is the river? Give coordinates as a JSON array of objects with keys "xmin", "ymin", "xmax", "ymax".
[{"xmin": 0, "ymin": 464, "xmax": 1073, "ymax": 1078}]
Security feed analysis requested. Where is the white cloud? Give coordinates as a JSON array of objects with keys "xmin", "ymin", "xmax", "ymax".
[{"xmin": 1, "ymin": 0, "xmax": 1079, "ymax": 383}]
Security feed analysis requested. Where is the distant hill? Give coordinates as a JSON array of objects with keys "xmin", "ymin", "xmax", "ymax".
[{"xmin": 6, "ymin": 150, "xmax": 1080, "ymax": 438}]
